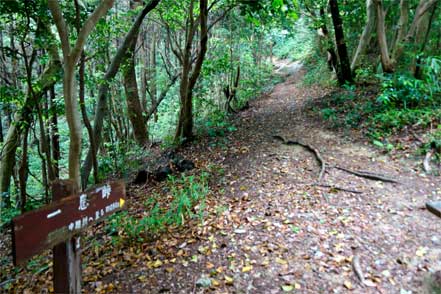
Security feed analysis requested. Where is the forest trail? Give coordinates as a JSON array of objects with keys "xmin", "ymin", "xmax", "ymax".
[
  {"xmin": 113, "ymin": 64, "xmax": 441, "ymax": 293},
  {"xmin": 116, "ymin": 62, "xmax": 441, "ymax": 294}
]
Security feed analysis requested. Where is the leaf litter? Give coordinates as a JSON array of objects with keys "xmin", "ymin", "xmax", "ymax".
[{"xmin": 1, "ymin": 65, "xmax": 441, "ymax": 293}]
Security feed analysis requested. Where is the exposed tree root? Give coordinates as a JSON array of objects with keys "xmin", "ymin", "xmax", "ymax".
[
  {"xmin": 296, "ymin": 181, "xmax": 363, "ymax": 194},
  {"xmin": 314, "ymin": 184, "xmax": 363, "ymax": 194},
  {"xmin": 352, "ymin": 253, "xmax": 366, "ymax": 285},
  {"xmin": 273, "ymin": 135, "xmax": 326, "ymax": 182},
  {"xmin": 273, "ymin": 134, "xmax": 399, "ymax": 197},
  {"xmin": 332, "ymin": 166, "xmax": 400, "ymax": 184}
]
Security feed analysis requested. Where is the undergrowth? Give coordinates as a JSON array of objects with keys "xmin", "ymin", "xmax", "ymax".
[
  {"xmin": 107, "ymin": 172, "xmax": 210, "ymax": 246},
  {"xmin": 308, "ymin": 56, "xmax": 441, "ymax": 153}
]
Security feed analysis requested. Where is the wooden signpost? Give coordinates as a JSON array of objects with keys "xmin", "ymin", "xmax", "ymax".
[{"xmin": 11, "ymin": 180, "xmax": 126, "ymax": 293}]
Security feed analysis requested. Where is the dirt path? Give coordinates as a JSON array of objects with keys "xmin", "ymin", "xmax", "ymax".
[
  {"xmin": 4, "ymin": 64, "xmax": 438, "ymax": 293},
  {"xmin": 112, "ymin": 65, "xmax": 441, "ymax": 294}
]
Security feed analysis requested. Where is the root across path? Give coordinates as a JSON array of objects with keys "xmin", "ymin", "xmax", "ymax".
[
  {"xmin": 114, "ymin": 65, "xmax": 441, "ymax": 293},
  {"xmin": 119, "ymin": 62, "xmax": 440, "ymax": 293},
  {"xmin": 4, "ymin": 62, "xmax": 440, "ymax": 293}
]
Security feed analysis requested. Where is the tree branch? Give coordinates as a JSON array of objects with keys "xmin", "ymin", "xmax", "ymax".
[
  {"xmin": 71, "ymin": 0, "xmax": 115, "ymax": 64},
  {"xmin": 47, "ymin": 0, "xmax": 70, "ymax": 58}
]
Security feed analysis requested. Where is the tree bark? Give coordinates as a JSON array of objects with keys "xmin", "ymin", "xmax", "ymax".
[
  {"xmin": 48, "ymin": 0, "xmax": 114, "ymax": 188},
  {"xmin": 0, "ymin": 56, "xmax": 61, "ymax": 204},
  {"xmin": 373, "ymin": 0, "xmax": 394, "ymax": 73},
  {"xmin": 75, "ymin": 0, "xmax": 99, "ymax": 187},
  {"xmin": 391, "ymin": 0, "xmax": 409, "ymax": 59},
  {"xmin": 149, "ymin": 27, "xmax": 159, "ymax": 122},
  {"xmin": 351, "ymin": 0, "xmax": 376, "ymax": 71},
  {"xmin": 175, "ymin": 0, "xmax": 209, "ymax": 142},
  {"xmin": 50, "ymin": 85, "xmax": 60, "ymax": 178},
  {"xmin": 0, "ymin": 109, "xmax": 4, "ymax": 144},
  {"xmin": 414, "ymin": 2, "xmax": 437, "ymax": 78},
  {"xmin": 329, "ymin": 0, "xmax": 353, "ymax": 84},
  {"xmin": 81, "ymin": 0, "xmax": 162, "ymax": 187},
  {"xmin": 393, "ymin": 0, "xmax": 438, "ymax": 62},
  {"xmin": 123, "ymin": 38, "xmax": 149, "ymax": 146},
  {"xmin": 18, "ymin": 128, "xmax": 29, "ymax": 212}
]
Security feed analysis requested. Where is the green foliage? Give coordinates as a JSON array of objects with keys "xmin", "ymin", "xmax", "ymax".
[
  {"xmin": 377, "ymin": 57, "xmax": 441, "ymax": 109},
  {"xmin": 165, "ymin": 173, "xmax": 209, "ymax": 225},
  {"xmin": 302, "ymin": 56, "xmax": 336, "ymax": 87},
  {"xmin": 369, "ymin": 108, "xmax": 440, "ymax": 134},
  {"xmin": 421, "ymin": 126, "xmax": 441, "ymax": 161},
  {"xmin": 427, "ymin": 127, "xmax": 441, "ymax": 151},
  {"xmin": 107, "ymin": 173, "xmax": 210, "ymax": 246},
  {"xmin": 377, "ymin": 75, "xmax": 430, "ymax": 109},
  {"xmin": 99, "ymin": 141, "xmax": 151, "ymax": 180},
  {"xmin": 320, "ymin": 108, "xmax": 338, "ymax": 124},
  {"xmin": 272, "ymin": 18, "xmax": 315, "ymax": 61}
]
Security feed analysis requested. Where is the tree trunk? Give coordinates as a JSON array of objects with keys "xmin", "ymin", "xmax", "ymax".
[
  {"xmin": 63, "ymin": 60, "xmax": 83, "ymax": 187},
  {"xmin": 18, "ymin": 128, "xmax": 29, "ymax": 212},
  {"xmin": 329, "ymin": 0, "xmax": 353, "ymax": 84},
  {"xmin": 149, "ymin": 28, "xmax": 158, "ymax": 122},
  {"xmin": 0, "ymin": 110, "xmax": 4, "ymax": 144},
  {"xmin": 75, "ymin": 0, "xmax": 99, "ymax": 187},
  {"xmin": 405, "ymin": 0, "xmax": 438, "ymax": 42},
  {"xmin": 48, "ymin": 0, "xmax": 115, "ymax": 188},
  {"xmin": 374, "ymin": 0, "xmax": 394, "ymax": 73},
  {"xmin": 50, "ymin": 85, "xmax": 60, "ymax": 178},
  {"xmin": 175, "ymin": 0, "xmax": 209, "ymax": 142},
  {"xmin": 414, "ymin": 2, "xmax": 437, "ymax": 78},
  {"xmin": 81, "ymin": 0, "xmax": 161, "ymax": 187},
  {"xmin": 391, "ymin": 0, "xmax": 409, "ymax": 59},
  {"xmin": 36, "ymin": 105, "xmax": 50, "ymax": 203},
  {"xmin": 140, "ymin": 31, "xmax": 148, "ymax": 113},
  {"xmin": 318, "ymin": 7, "xmax": 339, "ymax": 74},
  {"xmin": 0, "ymin": 57, "xmax": 61, "ymax": 204},
  {"xmin": 393, "ymin": 0, "xmax": 438, "ymax": 63},
  {"xmin": 351, "ymin": 0, "xmax": 376, "ymax": 71},
  {"xmin": 176, "ymin": 66, "xmax": 192, "ymax": 141},
  {"xmin": 123, "ymin": 39, "xmax": 149, "ymax": 146}
]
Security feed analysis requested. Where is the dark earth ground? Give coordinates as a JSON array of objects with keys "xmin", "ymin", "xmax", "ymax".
[{"xmin": 1, "ymin": 63, "xmax": 440, "ymax": 293}]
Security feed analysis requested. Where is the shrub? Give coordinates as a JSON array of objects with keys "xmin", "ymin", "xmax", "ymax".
[{"xmin": 107, "ymin": 173, "xmax": 210, "ymax": 246}]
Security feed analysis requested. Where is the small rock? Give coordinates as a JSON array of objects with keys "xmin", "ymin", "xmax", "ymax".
[
  {"xmin": 234, "ymin": 228, "xmax": 247, "ymax": 234},
  {"xmin": 314, "ymin": 251, "xmax": 324, "ymax": 259},
  {"xmin": 382, "ymin": 270, "xmax": 391, "ymax": 278},
  {"xmin": 133, "ymin": 170, "xmax": 148, "ymax": 185},
  {"xmin": 196, "ymin": 276, "xmax": 212, "ymax": 288},
  {"xmin": 176, "ymin": 159, "xmax": 195, "ymax": 172}
]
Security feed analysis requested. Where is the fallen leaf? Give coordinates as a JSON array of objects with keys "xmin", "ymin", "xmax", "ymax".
[
  {"xmin": 344, "ymin": 280, "xmax": 353, "ymax": 289},
  {"xmin": 242, "ymin": 265, "xmax": 253, "ymax": 272},
  {"xmin": 416, "ymin": 247, "xmax": 427, "ymax": 257},
  {"xmin": 276, "ymin": 258, "xmax": 288, "ymax": 265},
  {"xmin": 153, "ymin": 260, "xmax": 163, "ymax": 268},
  {"xmin": 281, "ymin": 285, "xmax": 294, "ymax": 292},
  {"xmin": 363, "ymin": 279, "xmax": 377, "ymax": 287},
  {"xmin": 165, "ymin": 267, "xmax": 174, "ymax": 273},
  {"xmin": 224, "ymin": 275, "xmax": 234, "ymax": 285}
]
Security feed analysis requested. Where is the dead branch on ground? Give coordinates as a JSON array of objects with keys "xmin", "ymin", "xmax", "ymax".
[
  {"xmin": 423, "ymin": 147, "xmax": 435, "ymax": 174},
  {"xmin": 352, "ymin": 253, "xmax": 366, "ymax": 285}
]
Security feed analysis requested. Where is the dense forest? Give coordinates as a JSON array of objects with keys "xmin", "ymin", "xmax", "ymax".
[{"xmin": 0, "ymin": 0, "xmax": 440, "ymax": 293}]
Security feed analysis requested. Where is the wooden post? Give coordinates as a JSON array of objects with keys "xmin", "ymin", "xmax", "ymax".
[{"xmin": 52, "ymin": 180, "xmax": 82, "ymax": 294}]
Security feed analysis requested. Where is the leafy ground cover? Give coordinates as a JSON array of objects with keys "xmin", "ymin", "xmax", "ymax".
[{"xmin": 1, "ymin": 63, "xmax": 440, "ymax": 294}]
